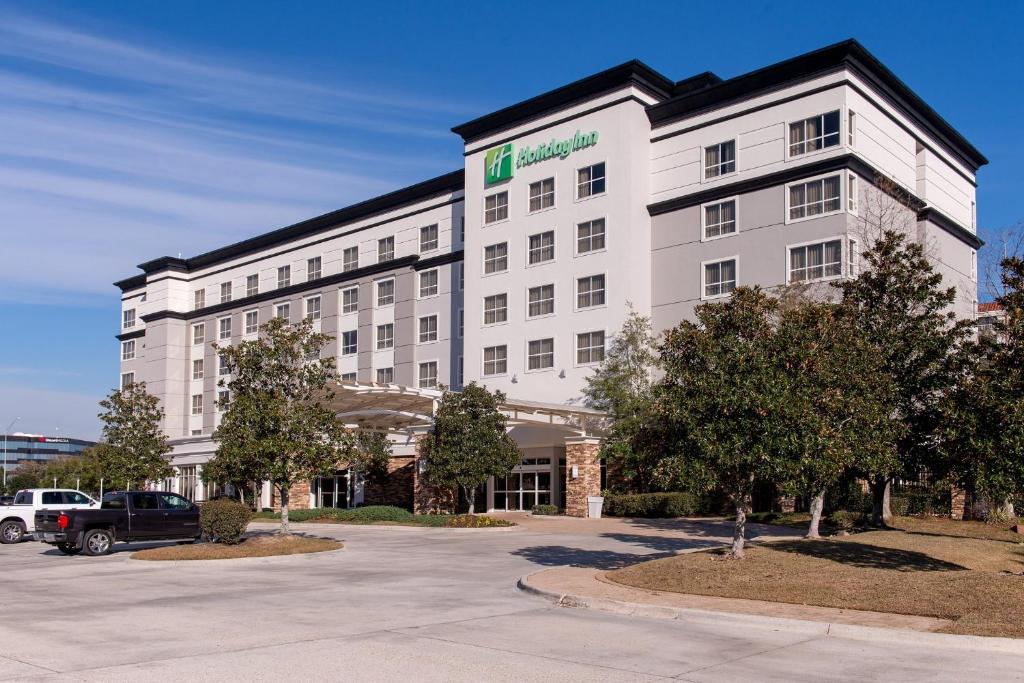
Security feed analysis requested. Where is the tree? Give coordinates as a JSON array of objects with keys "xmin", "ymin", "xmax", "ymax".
[
  {"xmin": 421, "ymin": 383, "xmax": 520, "ymax": 513},
  {"xmin": 3, "ymin": 460, "xmax": 47, "ymax": 494},
  {"xmin": 209, "ymin": 317, "xmax": 356, "ymax": 533},
  {"xmin": 45, "ymin": 448, "xmax": 105, "ymax": 495},
  {"xmin": 352, "ymin": 431, "xmax": 392, "ymax": 486},
  {"xmin": 836, "ymin": 230, "xmax": 973, "ymax": 526},
  {"xmin": 941, "ymin": 256, "xmax": 1024, "ymax": 520},
  {"xmin": 774, "ymin": 300, "xmax": 898, "ymax": 537},
  {"xmin": 650, "ymin": 287, "xmax": 786, "ymax": 558},
  {"xmin": 582, "ymin": 306, "xmax": 663, "ymax": 491},
  {"xmin": 96, "ymin": 382, "xmax": 173, "ymax": 490}
]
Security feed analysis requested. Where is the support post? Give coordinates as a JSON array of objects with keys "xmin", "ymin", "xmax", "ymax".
[{"xmin": 564, "ymin": 438, "xmax": 601, "ymax": 518}]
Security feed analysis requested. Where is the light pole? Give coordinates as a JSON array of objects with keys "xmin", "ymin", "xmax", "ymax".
[{"xmin": 3, "ymin": 417, "xmax": 22, "ymax": 489}]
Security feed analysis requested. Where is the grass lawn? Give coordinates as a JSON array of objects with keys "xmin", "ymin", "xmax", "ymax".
[
  {"xmin": 132, "ymin": 535, "xmax": 342, "ymax": 561},
  {"xmin": 608, "ymin": 516, "xmax": 1024, "ymax": 638}
]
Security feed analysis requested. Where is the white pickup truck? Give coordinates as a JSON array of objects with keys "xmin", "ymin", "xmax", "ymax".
[{"xmin": 1, "ymin": 489, "xmax": 99, "ymax": 543}]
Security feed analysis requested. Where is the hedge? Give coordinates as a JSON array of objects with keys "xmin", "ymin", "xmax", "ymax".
[
  {"xmin": 531, "ymin": 504, "xmax": 560, "ymax": 516},
  {"xmin": 603, "ymin": 492, "xmax": 702, "ymax": 518},
  {"xmin": 200, "ymin": 499, "xmax": 253, "ymax": 544}
]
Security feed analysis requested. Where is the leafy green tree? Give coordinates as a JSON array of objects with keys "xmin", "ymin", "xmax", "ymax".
[
  {"xmin": 421, "ymin": 383, "xmax": 520, "ymax": 513},
  {"xmin": 835, "ymin": 230, "xmax": 973, "ymax": 526},
  {"xmin": 210, "ymin": 317, "xmax": 356, "ymax": 533},
  {"xmin": 941, "ymin": 257, "xmax": 1024, "ymax": 520},
  {"xmin": 353, "ymin": 431, "xmax": 392, "ymax": 486},
  {"xmin": 582, "ymin": 307, "xmax": 663, "ymax": 491},
  {"xmin": 4, "ymin": 460, "xmax": 47, "ymax": 494},
  {"xmin": 650, "ymin": 287, "xmax": 786, "ymax": 558},
  {"xmin": 45, "ymin": 448, "xmax": 105, "ymax": 495},
  {"xmin": 774, "ymin": 300, "xmax": 898, "ymax": 537},
  {"xmin": 96, "ymin": 382, "xmax": 173, "ymax": 490}
]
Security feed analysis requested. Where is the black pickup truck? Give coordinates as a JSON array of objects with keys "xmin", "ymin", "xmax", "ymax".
[{"xmin": 35, "ymin": 491, "xmax": 201, "ymax": 556}]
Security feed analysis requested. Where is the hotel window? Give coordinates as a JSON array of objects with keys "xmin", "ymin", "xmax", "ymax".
[
  {"xmin": 420, "ymin": 224, "xmax": 439, "ymax": 252},
  {"xmin": 376, "ymin": 323, "xmax": 394, "ymax": 350},
  {"xmin": 528, "ymin": 284, "xmax": 555, "ymax": 317},
  {"xmin": 847, "ymin": 111, "xmax": 856, "ymax": 147},
  {"xmin": 704, "ymin": 140, "xmax": 736, "ymax": 178},
  {"xmin": 192, "ymin": 359, "xmax": 204, "ymax": 380},
  {"xmin": 483, "ymin": 345, "xmax": 507, "ymax": 376},
  {"xmin": 307, "ymin": 257, "xmax": 322, "ymax": 281},
  {"xmin": 220, "ymin": 282, "xmax": 232, "ymax": 304},
  {"xmin": 275, "ymin": 303, "xmax": 290, "ymax": 320},
  {"xmin": 484, "ymin": 242, "xmax": 508, "ymax": 274},
  {"xmin": 246, "ymin": 274, "xmax": 259, "ymax": 297},
  {"xmin": 458, "ymin": 356, "xmax": 464, "ymax": 386},
  {"xmin": 789, "ymin": 111, "xmax": 840, "ymax": 156},
  {"xmin": 277, "ymin": 265, "xmax": 291, "ymax": 289},
  {"xmin": 419, "ymin": 269, "xmax": 439, "ymax": 298},
  {"xmin": 577, "ymin": 331, "xmax": 605, "ymax": 364},
  {"xmin": 376, "ymin": 279, "xmax": 395, "ymax": 306},
  {"xmin": 577, "ymin": 162, "xmax": 606, "ymax": 199},
  {"xmin": 847, "ymin": 173, "xmax": 859, "ymax": 214},
  {"xmin": 418, "ymin": 361, "xmax": 438, "ymax": 388},
  {"xmin": 528, "ymin": 231, "xmax": 555, "ymax": 265},
  {"xmin": 484, "ymin": 191, "xmax": 508, "ymax": 224},
  {"xmin": 376, "ymin": 367, "xmax": 394, "ymax": 384},
  {"xmin": 343, "ymin": 246, "xmax": 359, "ymax": 272},
  {"xmin": 305, "ymin": 296, "xmax": 321, "ymax": 321},
  {"xmin": 218, "ymin": 317, "xmax": 232, "ymax": 340},
  {"xmin": 194, "ymin": 289, "xmax": 205, "ymax": 311},
  {"xmin": 788, "ymin": 175, "xmax": 841, "ymax": 221},
  {"xmin": 121, "ymin": 340, "xmax": 135, "ymax": 361},
  {"xmin": 789, "ymin": 240, "xmax": 842, "ymax": 283},
  {"xmin": 219, "ymin": 355, "xmax": 230, "ymax": 376},
  {"xmin": 121, "ymin": 372, "xmax": 135, "ymax": 389},
  {"xmin": 122, "ymin": 309, "xmax": 136, "ymax": 329},
  {"xmin": 528, "ymin": 178, "xmax": 555, "ymax": 212},
  {"xmin": 484, "ymin": 294, "xmax": 508, "ymax": 325},
  {"xmin": 458, "ymin": 309, "xmax": 464, "ymax": 337},
  {"xmin": 703, "ymin": 259, "xmax": 737, "ymax": 298},
  {"xmin": 342, "ymin": 287, "xmax": 359, "ymax": 314},
  {"xmin": 191, "ymin": 429, "xmax": 202, "ymax": 436},
  {"xmin": 419, "ymin": 315, "xmax": 438, "ymax": 343},
  {"xmin": 218, "ymin": 390, "xmax": 230, "ymax": 410},
  {"xmin": 527, "ymin": 338, "xmax": 554, "ymax": 370},
  {"xmin": 576, "ymin": 275, "xmax": 605, "ymax": 309},
  {"xmin": 340, "ymin": 372, "xmax": 357, "ymax": 382},
  {"xmin": 191, "ymin": 394, "xmax": 203, "ymax": 415},
  {"xmin": 192, "ymin": 323, "xmax": 205, "ymax": 345},
  {"xmin": 244, "ymin": 310, "xmax": 259, "ymax": 335},
  {"xmin": 458, "ymin": 262, "xmax": 464, "ymax": 290},
  {"xmin": 849, "ymin": 239, "xmax": 860, "ymax": 277},
  {"xmin": 459, "ymin": 217, "xmax": 465, "ymax": 243},
  {"xmin": 341, "ymin": 330, "xmax": 357, "ymax": 355},
  {"xmin": 378, "ymin": 236, "xmax": 395, "ymax": 262},
  {"xmin": 577, "ymin": 219, "xmax": 606, "ymax": 254},
  {"xmin": 703, "ymin": 199, "xmax": 737, "ymax": 239}
]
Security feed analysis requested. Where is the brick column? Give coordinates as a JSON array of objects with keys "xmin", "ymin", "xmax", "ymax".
[
  {"xmin": 773, "ymin": 494, "xmax": 796, "ymax": 513},
  {"xmin": 271, "ymin": 480, "xmax": 312, "ymax": 511},
  {"xmin": 564, "ymin": 438, "xmax": 601, "ymax": 518},
  {"xmin": 951, "ymin": 486, "xmax": 967, "ymax": 520},
  {"xmin": 412, "ymin": 434, "xmax": 455, "ymax": 515}
]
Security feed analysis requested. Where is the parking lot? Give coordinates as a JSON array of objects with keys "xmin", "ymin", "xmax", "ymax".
[{"xmin": 2, "ymin": 519, "xmax": 1022, "ymax": 681}]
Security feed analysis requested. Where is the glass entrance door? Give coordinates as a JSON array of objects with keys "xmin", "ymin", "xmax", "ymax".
[
  {"xmin": 314, "ymin": 470, "xmax": 350, "ymax": 509},
  {"xmin": 492, "ymin": 468, "xmax": 552, "ymax": 511}
]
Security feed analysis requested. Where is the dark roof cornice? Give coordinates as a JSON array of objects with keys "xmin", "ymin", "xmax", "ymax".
[
  {"xmin": 451, "ymin": 60, "xmax": 675, "ymax": 143},
  {"xmin": 646, "ymin": 39, "xmax": 987, "ymax": 172}
]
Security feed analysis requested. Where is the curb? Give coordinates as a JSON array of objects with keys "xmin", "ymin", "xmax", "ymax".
[
  {"xmin": 248, "ymin": 521, "xmax": 521, "ymax": 533},
  {"xmin": 516, "ymin": 570, "xmax": 1024, "ymax": 655}
]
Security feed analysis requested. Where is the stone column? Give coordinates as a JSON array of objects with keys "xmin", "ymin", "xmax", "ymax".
[
  {"xmin": 564, "ymin": 438, "xmax": 601, "ymax": 518},
  {"xmin": 951, "ymin": 487, "xmax": 967, "ymax": 520},
  {"xmin": 412, "ymin": 434, "xmax": 455, "ymax": 514}
]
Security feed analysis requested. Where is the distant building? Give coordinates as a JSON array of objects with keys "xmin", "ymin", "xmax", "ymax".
[
  {"xmin": 976, "ymin": 302, "xmax": 1007, "ymax": 341},
  {"xmin": 1, "ymin": 434, "xmax": 97, "ymax": 477}
]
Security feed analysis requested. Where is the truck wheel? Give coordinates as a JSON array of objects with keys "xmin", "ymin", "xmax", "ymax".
[
  {"xmin": 56, "ymin": 543, "xmax": 81, "ymax": 556},
  {"xmin": 82, "ymin": 529, "xmax": 113, "ymax": 556},
  {"xmin": 0, "ymin": 520, "xmax": 24, "ymax": 544}
]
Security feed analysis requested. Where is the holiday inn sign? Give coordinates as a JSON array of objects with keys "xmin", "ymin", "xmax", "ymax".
[{"xmin": 484, "ymin": 129, "xmax": 599, "ymax": 184}]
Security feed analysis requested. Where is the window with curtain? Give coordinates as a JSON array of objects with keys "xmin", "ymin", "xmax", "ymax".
[
  {"xmin": 704, "ymin": 140, "xmax": 736, "ymax": 178},
  {"xmin": 704, "ymin": 259, "xmax": 736, "ymax": 298},
  {"xmin": 789, "ymin": 111, "xmax": 840, "ymax": 156},
  {"xmin": 789, "ymin": 175, "xmax": 841, "ymax": 220},
  {"xmin": 789, "ymin": 240, "xmax": 843, "ymax": 282},
  {"xmin": 704, "ymin": 199, "xmax": 737, "ymax": 238}
]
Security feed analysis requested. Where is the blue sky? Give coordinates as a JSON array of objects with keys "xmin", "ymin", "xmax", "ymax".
[{"xmin": 0, "ymin": 0, "xmax": 1020, "ymax": 439}]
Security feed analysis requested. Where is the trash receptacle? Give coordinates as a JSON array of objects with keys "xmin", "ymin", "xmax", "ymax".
[{"xmin": 587, "ymin": 496, "xmax": 604, "ymax": 519}]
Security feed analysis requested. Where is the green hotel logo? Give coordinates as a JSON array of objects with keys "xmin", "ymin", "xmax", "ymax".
[
  {"xmin": 483, "ymin": 129, "xmax": 599, "ymax": 186},
  {"xmin": 485, "ymin": 143, "xmax": 514, "ymax": 184}
]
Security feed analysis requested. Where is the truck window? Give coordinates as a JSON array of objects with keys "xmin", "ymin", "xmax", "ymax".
[
  {"xmin": 64, "ymin": 492, "xmax": 92, "ymax": 505},
  {"xmin": 102, "ymin": 494, "xmax": 126, "ymax": 510},
  {"xmin": 158, "ymin": 493, "xmax": 192, "ymax": 511},
  {"xmin": 14, "ymin": 491, "xmax": 33, "ymax": 505},
  {"xmin": 42, "ymin": 492, "xmax": 63, "ymax": 505},
  {"xmin": 132, "ymin": 493, "xmax": 160, "ymax": 510}
]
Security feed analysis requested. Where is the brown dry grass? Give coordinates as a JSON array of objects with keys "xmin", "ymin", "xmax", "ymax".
[
  {"xmin": 609, "ymin": 523, "xmax": 1024, "ymax": 638},
  {"xmin": 132, "ymin": 535, "xmax": 342, "ymax": 561}
]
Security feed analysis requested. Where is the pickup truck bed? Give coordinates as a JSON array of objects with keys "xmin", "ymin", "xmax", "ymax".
[{"xmin": 35, "ymin": 490, "xmax": 200, "ymax": 556}]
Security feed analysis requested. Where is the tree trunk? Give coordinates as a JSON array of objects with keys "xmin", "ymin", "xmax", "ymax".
[
  {"xmin": 870, "ymin": 475, "xmax": 892, "ymax": 527},
  {"xmin": 279, "ymin": 485, "xmax": 290, "ymax": 535},
  {"xmin": 465, "ymin": 486, "xmax": 476, "ymax": 514},
  {"xmin": 807, "ymin": 491, "xmax": 825, "ymax": 539},
  {"xmin": 996, "ymin": 497, "xmax": 1016, "ymax": 521},
  {"xmin": 731, "ymin": 498, "xmax": 749, "ymax": 559},
  {"xmin": 237, "ymin": 485, "xmax": 246, "ymax": 506}
]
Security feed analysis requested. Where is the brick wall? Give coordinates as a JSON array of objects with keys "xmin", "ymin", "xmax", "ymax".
[
  {"xmin": 364, "ymin": 455, "xmax": 415, "ymax": 511},
  {"xmin": 270, "ymin": 480, "xmax": 311, "ymax": 512},
  {"xmin": 564, "ymin": 440, "xmax": 601, "ymax": 517}
]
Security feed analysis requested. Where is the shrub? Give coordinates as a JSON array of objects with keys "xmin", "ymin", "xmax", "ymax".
[
  {"xmin": 531, "ymin": 504, "xmax": 560, "ymax": 516},
  {"xmin": 825, "ymin": 509, "xmax": 866, "ymax": 532},
  {"xmin": 444, "ymin": 514, "xmax": 513, "ymax": 528},
  {"xmin": 603, "ymin": 492, "xmax": 701, "ymax": 518},
  {"xmin": 200, "ymin": 499, "xmax": 253, "ymax": 544},
  {"xmin": 287, "ymin": 505, "xmax": 414, "ymax": 523}
]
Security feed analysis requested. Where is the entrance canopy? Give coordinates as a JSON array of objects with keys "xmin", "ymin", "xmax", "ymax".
[{"xmin": 322, "ymin": 381, "xmax": 606, "ymax": 437}]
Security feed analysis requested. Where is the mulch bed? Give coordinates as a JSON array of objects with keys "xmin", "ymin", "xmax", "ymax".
[{"xmin": 132, "ymin": 535, "xmax": 342, "ymax": 561}]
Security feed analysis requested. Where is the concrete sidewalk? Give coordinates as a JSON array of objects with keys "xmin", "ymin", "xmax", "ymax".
[{"xmin": 519, "ymin": 566, "xmax": 1024, "ymax": 655}]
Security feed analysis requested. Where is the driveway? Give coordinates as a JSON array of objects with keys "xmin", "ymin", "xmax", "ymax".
[{"xmin": 1, "ymin": 518, "xmax": 1021, "ymax": 681}]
